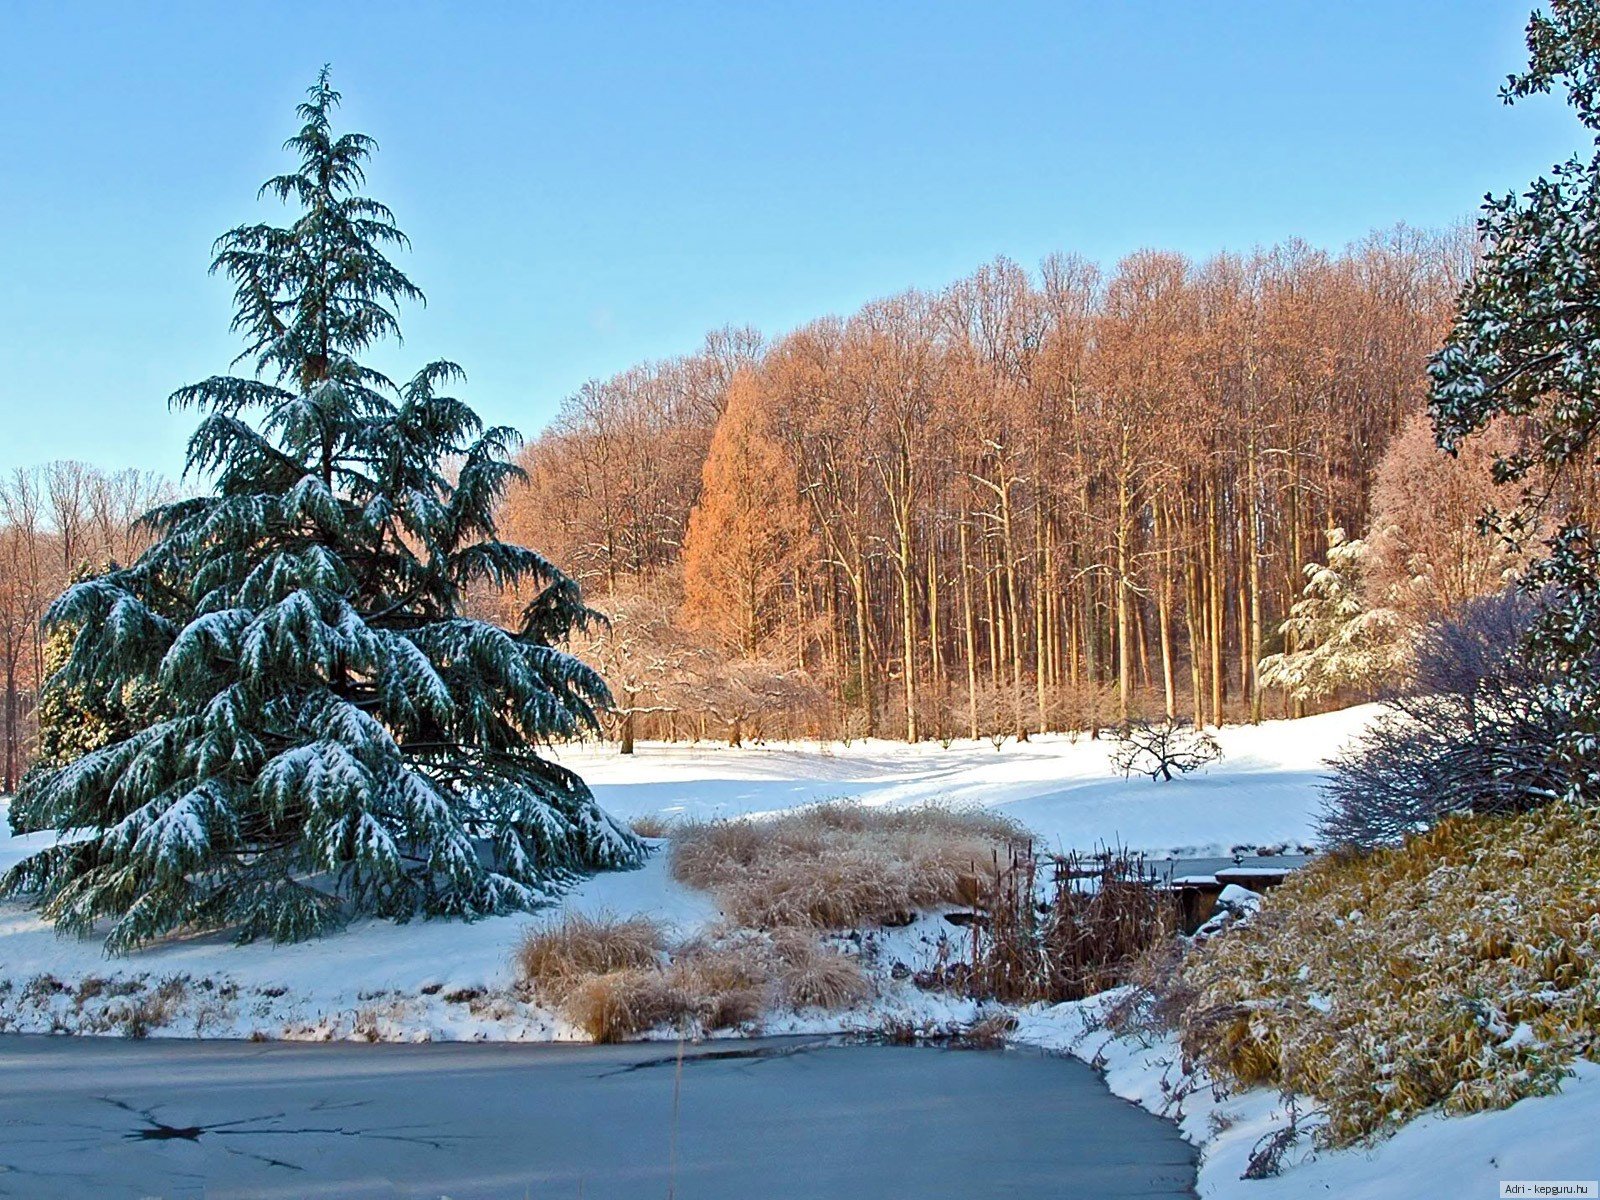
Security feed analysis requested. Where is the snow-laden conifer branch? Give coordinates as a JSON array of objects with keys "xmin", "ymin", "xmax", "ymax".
[{"xmin": 1, "ymin": 71, "xmax": 643, "ymax": 949}]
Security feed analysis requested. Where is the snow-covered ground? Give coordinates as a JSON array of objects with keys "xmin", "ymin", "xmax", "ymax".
[
  {"xmin": 0, "ymin": 706, "xmax": 1368, "ymax": 1042},
  {"xmin": 557, "ymin": 705, "xmax": 1371, "ymax": 857},
  {"xmin": 8, "ymin": 702, "xmax": 1595, "ymax": 1196},
  {"xmin": 1015, "ymin": 993, "xmax": 1600, "ymax": 1200}
]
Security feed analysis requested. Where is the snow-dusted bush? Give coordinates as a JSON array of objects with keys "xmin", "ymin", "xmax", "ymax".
[
  {"xmin": 1179, "ymin": 802, "xmax": 1600, "ymax": 1148},
  {"xmin": 1109, "ymin": 718, "xmax": 1221, "ymax": 783},
  {"xmin": 1319, "ymin": 590, "xmax": 1579, "ymax": 848}
]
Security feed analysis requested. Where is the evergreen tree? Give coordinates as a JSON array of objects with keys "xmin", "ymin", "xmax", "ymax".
[
  {"xmin": 1257, "ymin": 529, "xmax": 1411, "ymax": 703},
  {"xmin": 1429, "ymin": 1, "xmax": 1600, "ymax": 802},
  {"xmin": 19, "ymin": 567, "xmax": 161, "ymax": 820},
  {"xmin": 3, "ymin": 70, "xmax": 643, "ymax": 950}
]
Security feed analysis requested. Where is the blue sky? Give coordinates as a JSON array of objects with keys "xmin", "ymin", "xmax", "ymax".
[{"xmin": 0, "ymin": 1, "xmax": 1583, "ymax": 479}]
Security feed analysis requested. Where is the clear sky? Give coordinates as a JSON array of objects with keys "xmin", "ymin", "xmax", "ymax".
[{"xmin": 0, "ymin": 1, "xmax": 1584, "ymax": 480}]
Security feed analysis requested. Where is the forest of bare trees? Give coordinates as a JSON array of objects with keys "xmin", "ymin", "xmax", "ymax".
[
  {"xmin": 0, "ymin": 464, "xmax": 169, "ymax": 789},
  {"xmin": 0, "ymin": 228, "xmax": 1483, "ymax": 767},
  {"xmin": 503, "ymin": 227, "xmax": 1480, "ymax": 746}
]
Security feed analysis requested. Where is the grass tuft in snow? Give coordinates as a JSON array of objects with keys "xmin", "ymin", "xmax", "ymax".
[
  {"xmin": 515, "ymin": 914, "xmax": 667, "ymax": 1003},
  {"xmin": 627, "ymin": 814, "xmax": 677, "ymax": 840},
  {"xmin": 1179, "ymin": 802, "xmax": 1600, "ymax": 1148},
  {"xmin": 669, "ymin": 801, "xmax": 1025, "ymax": 929},
  {"xmin": 559, "ymin": 970, "xmax": 686, "ymax": 1043},
  {"xmin": 514, "ymin": 915, "xmax": 869, "ymax": 1041}
]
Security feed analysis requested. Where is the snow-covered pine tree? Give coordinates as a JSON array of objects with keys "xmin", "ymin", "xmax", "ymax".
[
  {"xmin": 2, "ymin": 70, "xmax": 643, "ymax": 950},
  {"xmin": 18, "ymin": 568, "xmax": 161, "ymax": 827},
  {"xmin": 1256, "ymin": 528, "xmax": 1411, "ymax": 703}
]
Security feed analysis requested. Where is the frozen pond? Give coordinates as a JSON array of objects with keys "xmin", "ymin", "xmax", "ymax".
[{"xmin": 0, "ymin": 1034, "xmax": 1196, "ymax": 1198}]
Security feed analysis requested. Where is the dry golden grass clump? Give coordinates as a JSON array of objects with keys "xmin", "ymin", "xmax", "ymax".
[
  {"xmin": 669, "ymin": 801, "xmax": 1025, "ymax": 928},
  {"xmin": 558, "ymin": 969, "xmax": 687, "ymax": 1044},
  {"xmin": 514, "ymin": 914, "xmax": 870, "ymax": 1042},
  {"xmin": 628, "ymin": 814, "xmax": 677, "ymax": 840},
  {"xmin": 515, "ymin": 913, "xmax": 666, "ymax": 1001},
  {"xmin": 1179, "ymin": 803, "xmax": 1600, "ymax": 1148},
  {"xmin": 767, "ymin": 928, "xmax": 874, "ymax": 1009}
]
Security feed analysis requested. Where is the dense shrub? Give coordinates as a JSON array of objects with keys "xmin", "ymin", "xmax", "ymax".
[
  {"xmin": 1179, "ymin": 803, "xmax": 1600, "ymax": 1147},
  {"xmin": 1319, "ymin": 590, "xmax": 1581, "ymax": 848}
]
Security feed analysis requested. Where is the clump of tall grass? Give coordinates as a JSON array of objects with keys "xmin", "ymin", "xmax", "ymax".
[
  {"xmin": 515, "ymin": 913, "xmax": 667, "ymax": 1001},
  {"xmin": 514, "ymin": 914, "xmax": 869, "ymax": 1042},
  {"xmin": 669, "ymin": 801, "xmax": 1025, "ymax": 929},
  {"xmin": 558, "ymin": 969, "xmax": 686, "ymax": 1044},
  {"xmin": 628, "ymin": 814, "xmax": 677, "ymax": 840},
  {"xmin": 1178, "ymin": 803, "xmax": 1600, "ymax": 1147}
]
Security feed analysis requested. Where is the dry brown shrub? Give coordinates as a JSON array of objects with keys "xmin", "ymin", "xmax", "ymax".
[
  {"xmin": 515, "ymin": 914, "xmax": 666, "ymax": 1002},
  {"xmin": 1099, "ymin": 934, "xmax": 1193, "ymax": 1041},
  {"xmin": 670, "ymin": 802, "xmax": 1024, "ymax": 928}
]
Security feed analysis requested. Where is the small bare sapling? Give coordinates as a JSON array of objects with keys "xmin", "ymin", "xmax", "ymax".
[{"xmin": 1110, "ymin": 718, "xmax": 1221, "ymax": 782}]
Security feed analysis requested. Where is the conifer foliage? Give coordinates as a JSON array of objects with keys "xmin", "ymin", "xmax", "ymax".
[
  {"xmin": 1256, "ymin": 529, "xmax": 1410, "ymax": 704},
  {"xmin": 2, "ymin": 71, "xmax": 643, "ymax": 950},
  {"xmin": 680, "ymin": 371, "xmax": 814, "ymax": 657}
]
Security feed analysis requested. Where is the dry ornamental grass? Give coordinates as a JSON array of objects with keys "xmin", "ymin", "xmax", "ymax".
[
  {"xmin": 669, "ymin": 801, "xmax": 1025, "ymax": 929},
  {"xmin": 515, "ymin": 913, "xmax": 666, "ymax": 1000},
  {"xmin": 515, "ymin": 915, "xmax": 871, "ymax": 1042}
]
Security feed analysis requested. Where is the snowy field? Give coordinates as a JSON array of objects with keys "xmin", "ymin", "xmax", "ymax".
[
  {"xmin": 7, "ymin": 702, "xmax": 1596, "ymax": 1197},
  {"xmin": 554, "ymin": 705, "xmax": 1368, "ymax": 857},
  {"xmin": 0, "ymin": 706, "xmax": 1370, "ymax": 1043}
]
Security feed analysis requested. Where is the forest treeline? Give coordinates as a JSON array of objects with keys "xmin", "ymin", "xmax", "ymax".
[
  {"xmin": 0, "ymin": 464, "xmax": 170, "ymax": 789},
  {"xmin": 0, "ymin": 226, "xmax": 1492, "ymax": 769},
  {"xmin": 501, "ymin": 227, "xmax": 1485, "ymax": 747}
]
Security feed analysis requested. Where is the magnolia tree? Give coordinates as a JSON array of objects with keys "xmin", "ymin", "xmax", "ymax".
[
  {"xmin": 1427, "ymin": 2, "xmax": 1600, "ymax": 804},
  {"xmin": 2, "ymin": 73, "xmax": 642, "ymax": 950},
  {"xmin": 1110, "ymin": 717, "xmax": 1222, "ymax": 783}
]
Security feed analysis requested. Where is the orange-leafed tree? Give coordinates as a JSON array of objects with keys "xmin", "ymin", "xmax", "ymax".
[{"xmin": 680, "ymin": 371, "xmax": 814, "ymax": 658}]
